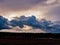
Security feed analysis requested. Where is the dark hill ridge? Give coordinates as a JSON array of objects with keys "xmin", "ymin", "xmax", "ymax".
[
  {"xmin": 0, "ymin": 32, "xmax": 60, "ymax": 45},
  {"xmin": 0, "ymin": 32, "xmax": 60, "ymax": 38}
]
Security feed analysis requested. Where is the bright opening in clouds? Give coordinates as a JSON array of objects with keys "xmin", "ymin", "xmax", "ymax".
[{"xmin": 0, "ymin": 0, "xmax": 60, "ymax": 33}]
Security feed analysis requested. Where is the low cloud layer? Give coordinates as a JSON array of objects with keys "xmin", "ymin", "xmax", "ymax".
[
  {"xmin": 0, "ymin": 15, "xmax": 60, "ymax": 33},
  {"xmin": 0, "ymin": 16, "xmax": 11, "ymax": 29}
]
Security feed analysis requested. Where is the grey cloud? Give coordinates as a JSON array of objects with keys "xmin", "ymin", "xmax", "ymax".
[
  {"xmin": 9, "ymin": 15, "xmax": 60, "ymax": 33},
  {"xmin": 0, "ymin": 0, "xmax": 59, "ymax": 11},
  {"xmin": 50, "ymin": 6, "xmax": 60, "ymax": 15},
  {"xmin": 45, "ymin": 6, "xmax": 60, "ymax": 21},
  {"xmin": 45, "ymin": 0, "xmax": 57, "ymax": 5},
  {"xmin": 0, "ymin": 15, "xmax": 60, "ymax": 33},
  {"xmin": 0, "ymin": 0, "xmax": 60, "ymax": 33},
  {"xmin": 0, "ymin": 16, "xmax": 11, "ymax": 30},
  {"xmin": 0, "ymin": 0, "xmax": 47, "ymax": 11}
]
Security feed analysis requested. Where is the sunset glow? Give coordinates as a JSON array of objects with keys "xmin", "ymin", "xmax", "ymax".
[
  {"xmin": 0, "ymin": 0, "xmax": 60, "ymax": 33},
  {"xmin": 4, "ymin": 10, "xmax": 44, "ymax": 21}
]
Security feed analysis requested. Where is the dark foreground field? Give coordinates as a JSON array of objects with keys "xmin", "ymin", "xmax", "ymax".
[{"xmin": 0, "ymin": 32, "xmax": 60, "ymax": 45}]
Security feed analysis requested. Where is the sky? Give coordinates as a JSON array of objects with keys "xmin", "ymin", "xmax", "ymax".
[
  {"xmin": 0, "ymin": 0, "xmax": 60, "ymax": 21},
  {"xmin": 0, "ymin": 0, "xmax": 60, "ymax": 33}
]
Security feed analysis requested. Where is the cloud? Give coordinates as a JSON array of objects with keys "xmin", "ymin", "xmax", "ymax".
[
  {"xmin": 9, "ymin": 16, "xmax": 51, "ymax": 30},
  {"xmin": 39, "ymin": 0, "xmax": 60, "ymax": 21},
  {"xmin": 0, "ymin": 15, "xmax": 60, "ymax": 33},
  {"xmin": 49, "ymin": 6, "xmax": 60, "ymax": 19},
  {"xmin": 0, "ymin": 0, "xmax": 57, "ymax": 9},
  {"xmin": 9, "ymin": 15, "xmax": 60, "ymax": 33},
  {"xmin": 0, "ymin": 0, "xmax": 60, "ymax": 33},
  {"xmin": 0, "ymin": 0, "xmax": 60, "ymax": 22},
  {"xmin": 45, "ymin": 5, "xmax": 60, "ymax": 21},
  {"xmin": 9, "ymin": 15, "xmax": 44, "ymax": 29},
  {"xmin": 10, "ymin": 19, "xmax": 24, "ymax": 28},
  {"xmin": 45, "ymin": 0, "xmax": 57, "ymax": 5},
  {"xmin": 0, "ymin": 16, "xmax": 11, "ymax": 30},
  {"xmin": 0, "ymin": 0, "xmax": 47, "ymax": 11}
]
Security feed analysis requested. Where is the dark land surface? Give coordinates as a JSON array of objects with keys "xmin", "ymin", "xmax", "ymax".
[{"xmin": 0, "ymin": 32, "xmax": 60, "ymax": 45}]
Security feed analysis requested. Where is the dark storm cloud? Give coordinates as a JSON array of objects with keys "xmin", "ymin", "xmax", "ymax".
[
  {"xmin": 9, "ymin": 15, "xmax": 60, "ymax": 33},
  {"xmin": 0, "ymin": 16, "xmax": 11, "ymax": 30},
  {"xmin": 0, "ymin": 15, "xmax": 60, "ymax": 33}
]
